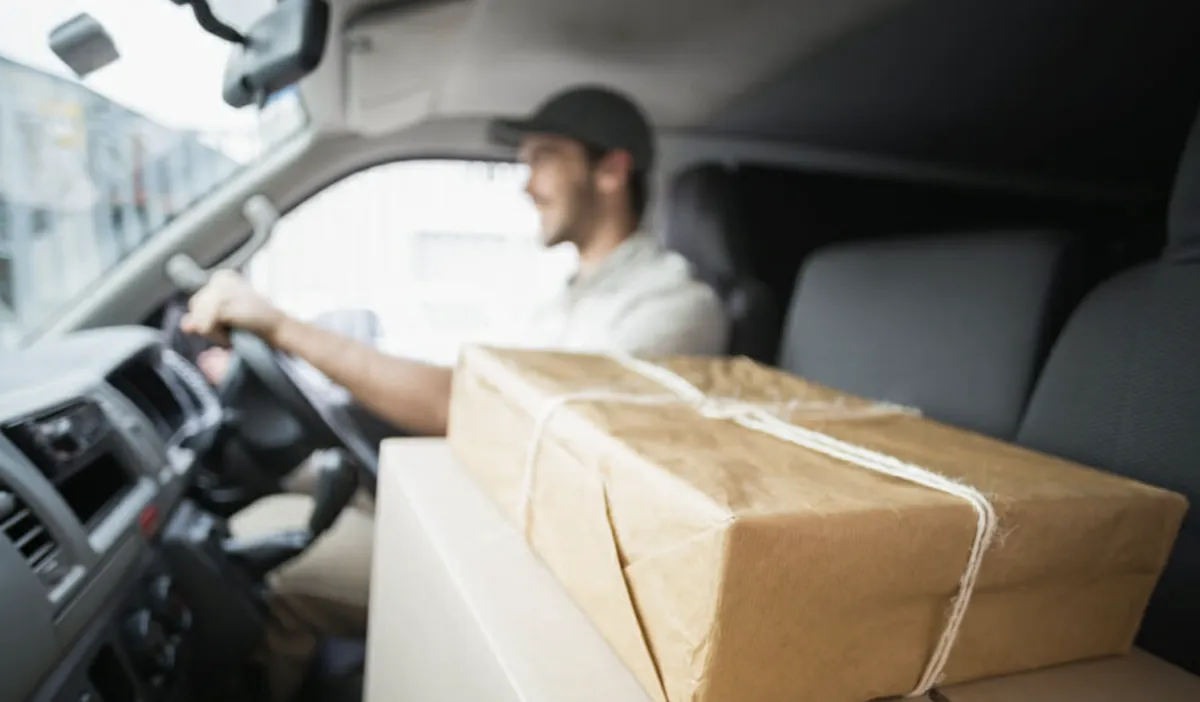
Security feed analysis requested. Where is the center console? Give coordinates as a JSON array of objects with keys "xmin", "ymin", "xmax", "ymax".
[
  {"xmin": 5, "ymin": 400, "xmax": 138, "ymax": 542},
  {"xmin": 30, "ymin": 494, "xmax": 275, "ymax": 702},
  {"xmin": 1, "ymin": 327, "xmax": 357, "ymax": 702},
  {"xmin": 34, "ymin": 549, "xmax": 194, "ymax": 702},
  {"xmin": 0, "ymin": 329, "xmax": 266, "ymax": 702}
]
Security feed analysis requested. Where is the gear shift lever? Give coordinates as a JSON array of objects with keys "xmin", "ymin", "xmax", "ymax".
[{"xmin": 223, "ymin": 448, "xmax": 359, "ymax": 579}]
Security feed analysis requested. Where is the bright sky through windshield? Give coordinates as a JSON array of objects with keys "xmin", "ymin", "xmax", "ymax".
[
  {"xmin": 0, "ymin": 0, "xmax": 303, "ymax": 346},
  {"xmin": 0, "ymin": 0, "xmax": 272, "ymax": 132}
]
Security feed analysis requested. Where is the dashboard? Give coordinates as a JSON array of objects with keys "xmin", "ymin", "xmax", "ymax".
[{"xmin": 0, "ymin": 326, "xmax": 220, "ymax": 702}]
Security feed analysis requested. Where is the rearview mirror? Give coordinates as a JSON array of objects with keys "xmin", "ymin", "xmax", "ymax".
[{"xmin": 222, "ymin": 0, "xmax": 330, "ymax": 108}]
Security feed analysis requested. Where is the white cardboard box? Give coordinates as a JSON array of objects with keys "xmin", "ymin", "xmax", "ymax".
[
  {"xmin": 364, "ymin": 438, "xmax": 653, "ymax": 702},
  {"xmin": 365, "ymin": 438, "xmax": 1200, "ymax": 702}
]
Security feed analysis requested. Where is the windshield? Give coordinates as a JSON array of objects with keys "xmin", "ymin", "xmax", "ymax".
[{"xmin": 0, "ymin": 0, "xmax": 307, "ymax": 346}]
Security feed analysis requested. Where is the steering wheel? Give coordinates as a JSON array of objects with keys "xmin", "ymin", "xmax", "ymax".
[
  {"xmin": 166, "ymin": 254, "xmax": 378, "ymax": 493},
  {"xmin": 227, "ymin": 329, "xmax": 379, "ymax": 493}
]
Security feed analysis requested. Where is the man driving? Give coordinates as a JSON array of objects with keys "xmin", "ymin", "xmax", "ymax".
[{"xmin": 182, "ymin": 85, "xmax": 730, "ymax": 701}]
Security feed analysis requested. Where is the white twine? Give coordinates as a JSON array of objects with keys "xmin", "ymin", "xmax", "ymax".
[{"xmin": 516, "ymin": 353, "xmax": 998, "ymax": 697}]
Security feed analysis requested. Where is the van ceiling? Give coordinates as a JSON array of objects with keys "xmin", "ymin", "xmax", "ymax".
[
  {"xmin": 331, "ymin": 0, "xmax": 1200, "ymax": 195},
  {"xmin": 711, "ymin": 0, "xmax": 1200, "ymax": 194},
  {"xmin": 339, "ymin": 0, "xmax": 907, "ymax": 130}
]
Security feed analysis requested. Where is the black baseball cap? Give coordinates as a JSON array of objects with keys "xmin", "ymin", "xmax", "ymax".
[{"xmin": 488, "ymin": 85, "xmax": 655, "ymax": 172}]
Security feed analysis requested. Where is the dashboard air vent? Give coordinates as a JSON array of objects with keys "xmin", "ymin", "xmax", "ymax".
[
  {"xmin": 0, "ymin": 483, "xmax": 67, "ymax": 587},
  {"xmin": 107, "ymin": 352, "xmax": 187, "ymax": 443}
]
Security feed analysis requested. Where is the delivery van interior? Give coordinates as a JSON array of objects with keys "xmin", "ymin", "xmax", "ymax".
[{"xmin": 1, "ymin": 0, "xmax": 1198, "ymax": 701}]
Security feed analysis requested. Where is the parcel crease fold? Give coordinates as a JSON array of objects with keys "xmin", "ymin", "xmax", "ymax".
[{"xmin": 448, "ymin": 349, "xmax": 673, "ymax": 702}]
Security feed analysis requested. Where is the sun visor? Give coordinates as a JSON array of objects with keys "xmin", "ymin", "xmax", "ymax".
[{"xmin": 343, "ymin": 0, "xmax": 478, "ymax": 136}]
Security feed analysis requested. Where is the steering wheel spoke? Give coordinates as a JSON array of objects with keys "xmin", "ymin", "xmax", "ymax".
[{"xmin": 226, "ymin": 330, "xmax": 379, "ymax": 493}]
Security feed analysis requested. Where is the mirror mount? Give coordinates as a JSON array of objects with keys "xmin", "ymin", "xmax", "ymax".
[{"xmin": 171, "ymin": 0, "xmax": 250, "ymax": 46}]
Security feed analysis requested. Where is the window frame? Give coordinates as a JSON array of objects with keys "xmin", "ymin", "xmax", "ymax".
[{"xmin": 243, "ymin": 154, "xmax": 564, "ymax": 365}]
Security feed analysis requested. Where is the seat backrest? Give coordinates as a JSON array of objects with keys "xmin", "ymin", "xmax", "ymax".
[
  {"xmin": 779, "ymin": 229, "xmax": 1082, "ymax": 439},
  {"xmin": 1015, "ymin": 115, "xmax": 1200, "ymax": 673},
  {"xmin": 662, "ymin": 164, "xmax": 782, "ymax": 363}
]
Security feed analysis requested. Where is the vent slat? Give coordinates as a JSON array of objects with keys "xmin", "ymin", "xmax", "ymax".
[
  {"xmin": 0, "ymin": 482, "xmax": 66, "ymax": 586},
  {"xmin": 14, "ymin": 523, "xmax": 45, "ymax": 550},
  {"xmin": 1, "ymin": 506, "xmax": 30, "ymax": 532},
  {"xmin": 28, "ymin": 541, "xmax": 57, "ymax": 568}
]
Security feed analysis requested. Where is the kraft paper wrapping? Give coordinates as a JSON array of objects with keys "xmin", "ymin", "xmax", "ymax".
[{"xmin": 446, "ymin": 346, "xmax": 1188, "ymax": 702}]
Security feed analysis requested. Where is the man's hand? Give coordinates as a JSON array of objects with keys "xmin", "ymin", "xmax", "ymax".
[
  {"xmin": 180, "ymin": 270, "xmax": 454, "ymax": 435},
  {"xmin": 196, "ymin": 347, "xmax": 233, "ymax": 385},
  {"xmin": 180, "ymin": 270, "xmax": 287, "ymax": 345}
]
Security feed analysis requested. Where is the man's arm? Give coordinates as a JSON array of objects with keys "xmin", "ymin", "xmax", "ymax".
[
  {"xmin": 180, "ymin": 270, "xmax": 455, "ymax": 435},
  {"xmin": 269, "ymin": 317, "xmax": 454, "ymax": 436}
]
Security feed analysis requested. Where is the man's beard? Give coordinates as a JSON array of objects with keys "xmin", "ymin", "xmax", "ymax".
[{"xmin": 543, "ymin": 178, "xmax": 599, "ymax": 249}]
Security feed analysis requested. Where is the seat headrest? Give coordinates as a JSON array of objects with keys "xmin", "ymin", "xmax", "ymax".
[
  {"xmin": 661, "ymin": 164, "xmax": 755, "ymax": 290},
  {"xmin": 1167, "ymin": 111, "xmax": 1200, "ymax": 262}
]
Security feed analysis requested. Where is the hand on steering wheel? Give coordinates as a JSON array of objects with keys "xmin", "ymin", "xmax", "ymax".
[
  {"xmin": 180, "ymin": 269, "xmax": 286, "ymax": 345},
  {"xmin": 179, "ymin": 270, "xmax": 379, "ymax": 491}
]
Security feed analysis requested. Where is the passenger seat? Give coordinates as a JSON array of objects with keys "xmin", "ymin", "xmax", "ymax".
[
  {"xmin": 1014, "ymin": 114, "xmax": 1200, "ymax": 673},
  {"xmin": 779, "ymin": 229, "xmax": 1082, "ymax": 439},
  {"xmin": 661, "ymin": 164, "xmax": 782, "ymax": 363}
]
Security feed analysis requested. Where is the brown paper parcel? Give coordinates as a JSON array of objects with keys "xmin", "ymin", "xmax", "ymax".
[{"xmin": 446, "ymin": 346, "xmax": 1188, "ymax": 702}]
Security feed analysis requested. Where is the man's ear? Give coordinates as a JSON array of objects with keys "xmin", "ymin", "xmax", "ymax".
[{"xmin": 593, "ymin": 149, "xmax": 634, "ymax": 195}]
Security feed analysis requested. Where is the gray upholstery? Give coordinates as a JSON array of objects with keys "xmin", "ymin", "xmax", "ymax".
[
  {"xmin": 662, "ymin": 164, "xmax": 782, "ymax": 363},
  {"xmin": 1016, "ymin": 114, "xmax": 1200, "ymax": 673},
  {"xmin": 1168, "ymin": 103, "xmax": 1200, "ymax": 262},
  {"xmin": 779, "ymin": 229, "xmax": 1080, "ymax": 439}
]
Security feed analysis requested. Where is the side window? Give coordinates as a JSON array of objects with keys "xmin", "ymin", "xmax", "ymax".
[{"xmin": 248, "ymin": 160, "xmax": 573, "ymax": 365}]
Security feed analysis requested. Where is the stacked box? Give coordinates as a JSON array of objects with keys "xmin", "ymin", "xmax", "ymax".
[{"xmin": 448, "ymin": 346, "xmax": 1187, "ymax": 702}]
